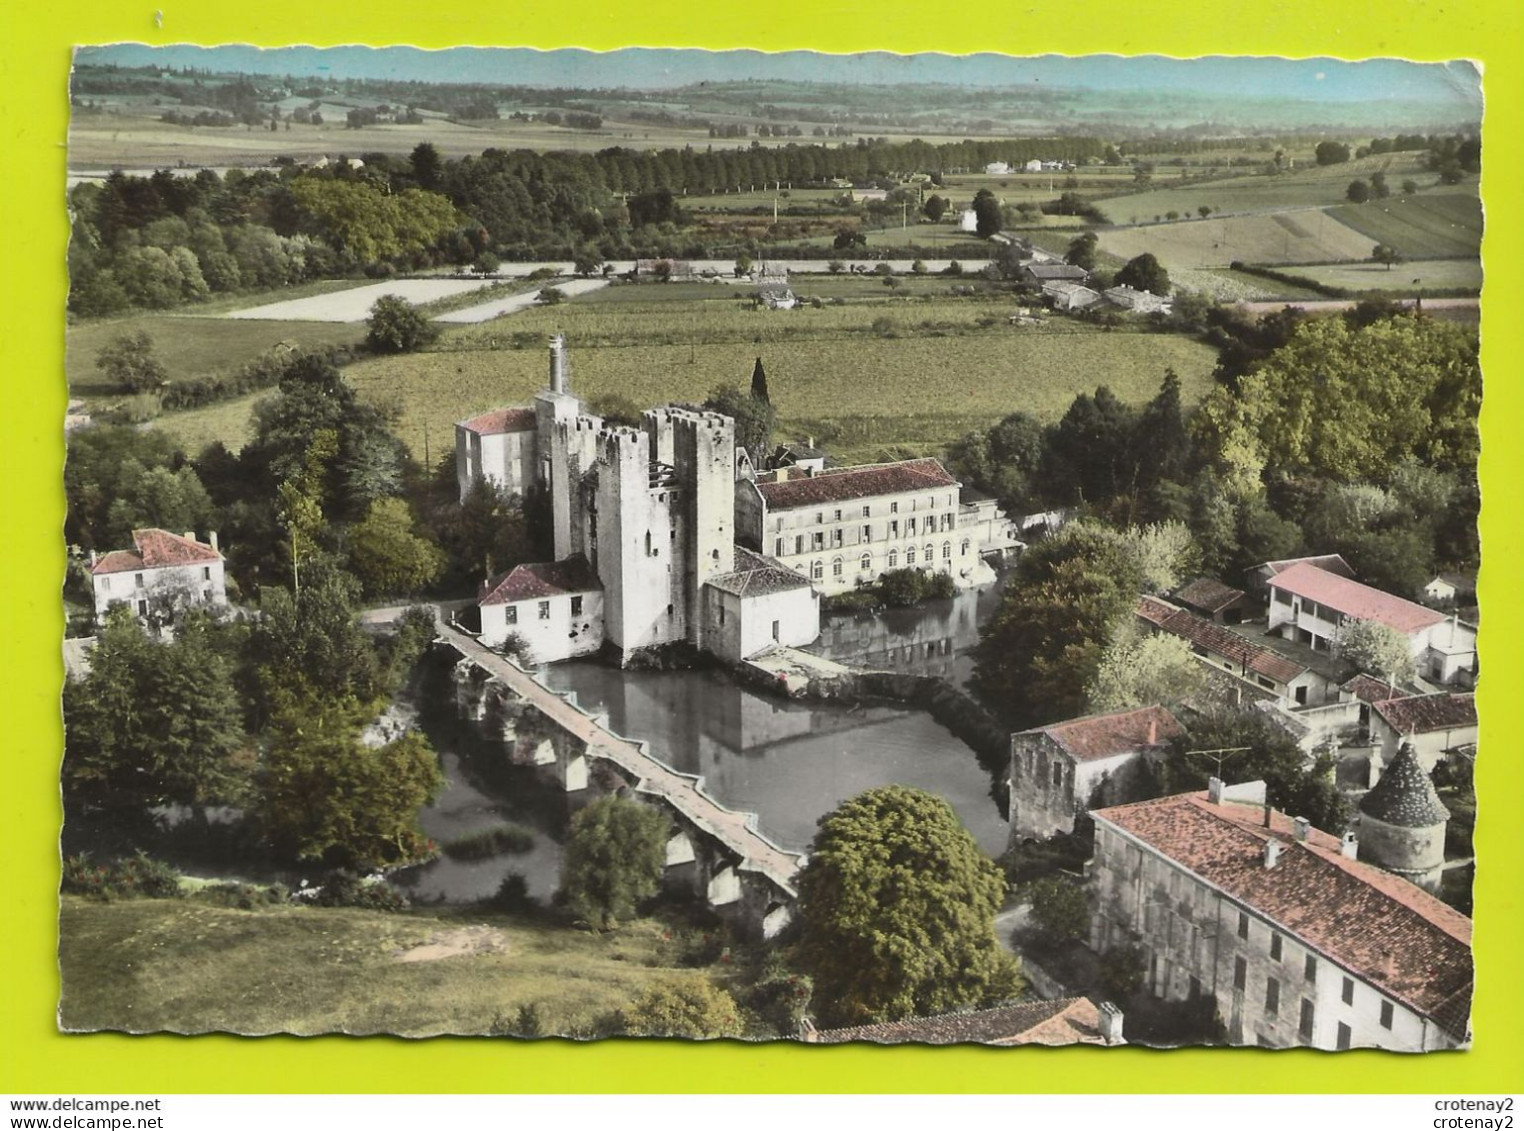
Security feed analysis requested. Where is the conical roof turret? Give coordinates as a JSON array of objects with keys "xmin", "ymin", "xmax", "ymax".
[{"xmin": 1359, "ymin": 742, "xmax": 1451, "ymax": 828}]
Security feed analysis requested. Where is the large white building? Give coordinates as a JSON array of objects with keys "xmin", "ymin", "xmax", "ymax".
[
  {"xmin": 734, "ymin": 458, "xmax": 996, "ymax": 596},
  {"xmin": 89, "ymin": 529, "xmax": 227, "ymax": 622},
  {"xmin": 1089, "ymin": 782, "xmax": 1471, "ymax": 1051},
  {"xmin": 1266, "ymin": 561, "xmax": 1477, "ymax": 685}
]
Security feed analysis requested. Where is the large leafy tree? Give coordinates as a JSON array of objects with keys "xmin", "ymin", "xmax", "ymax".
[
  {"xmin": 974, "ymin": 523, "xmax": 1144, "ymax": 728},
  {"xmin": 347, "ymin": 497, "xmax": 445, "ymax": 599},
  {"xmin": 1037, "ymin": 386, "xmax": 1140, "ymax": 507},
  {"xmin": 95, "ymin": 330, "xmax": 168, "ymax": 393},
  {"xmin": 971, "ymin": 189, "xmax": 1002, "ymax": 237},
  {"xmin": 1336, "ymin": 618, "xmax": 1416, "ymax": 684},
  {"xmin": 1086, "ymin": 620, "xmax": 1205, "ymax": 715},
  {"xmin": 250, "ymin": 559, "xmax": 385, "ymax": 715},
  {"xmin": 365, "ymin": 294, "xmax": 441, "ymax": 354},
  {"xmin": 793, "ymin": 786, "xmax": 1022, "ymax": 1028},
  {"xmin": 1114, "ymin": 252, "xmax": 1171, "ymax": 296},
  {"xmin": 559, "ymin": 797, "xmax": 670, "ymax": 930},
  {"xmin": 63, "ymin": 607, "xmax": 247, "ymax": 813},
  {"xmin": 257, "ymin": 693, "xmax": 443, "ymax": 868}
]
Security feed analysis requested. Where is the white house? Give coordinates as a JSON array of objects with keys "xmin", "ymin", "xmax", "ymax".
[
  {"xmin": 1104, "ymin": 284, "xmax": 1173, "ymax": 315},
  {"xmin": 1367, "ymin": 692, "xmax": 1477, "ymax": 770},
  {"xmin": 698, "ymin": 548, "xmax": 820, "ymax": 662},
  {"xmin": 477, "ymin": 555, "xmax": 604, "ymax": 664},
  {"xmin": 1090, "ymin": 782, "xmax": 1472, "ymax": 1051},
  {"xmin": 1266, "ymin": 562, "xmax": 1477, "ymax": 685},
  {"xmin": 985, "ymin": 162, "xmax": 1013, "ymax": 175},
  {"xmin": 455, "ymin": 406, "xmax": 538, "ymax": 504},
  {"xmin": 90, "ymin": 529, "xmax": 226, "ymax": 622}
]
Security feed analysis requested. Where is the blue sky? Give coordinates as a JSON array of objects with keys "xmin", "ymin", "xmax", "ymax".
[{"xmin": 75, "ymin": 45, "xmax": 1481, "ymax": 112}]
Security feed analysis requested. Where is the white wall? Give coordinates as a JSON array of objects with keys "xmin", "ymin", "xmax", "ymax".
[
  {"xmin": 480, "ymin": 589, "xmax": 604, "ymax": 664},
  {"xmin": 93, "ymin": 561, "xmax": 227, "ymax": 621}
]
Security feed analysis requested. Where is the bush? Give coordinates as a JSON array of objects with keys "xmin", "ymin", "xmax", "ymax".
[
  {"xmin": 195, "ymin": 881, "xmax": 289, "ymax": 910},
  {"xmin": 309, "ymin": 869, "xmax": 409, "ymax": 912},
  {"xmin": 491, "ymin": 872, "xmax": 535, "ymax": 913},
  {"xmin": 875, "ymin": 567, "xmax": 956, "ymax": 607},
  {"xmin": 620, "ymin": 979, "xmax": 745, "ymax": 1038},
  {"xmin": 443, "ymin": 822, "xmax": 536, "ymax": 860},
  {"xmin": 366, "ymin": 295, "xmax": 441, "ymax": 354},
  {"xmin": 1100, "ymin": 944, "xmax": 1146, "ymax": 1001},
  {"xmin": 1021, "ymin": 875, "xmax": 1090, "ymax": 948},
  {"xmin": 61, "ymin": 852, "xmax": 184, "ymax": 901}
]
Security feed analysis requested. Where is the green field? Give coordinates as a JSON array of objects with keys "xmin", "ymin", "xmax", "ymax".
[
  {"xmin": 1092, "ymin": 151, "xmax": 1441, "ymax": 222},
  {"xmin": 1326, "ymin": 194, "xmax": 1484, "ymax": 261},
  {"xmin": 66, "ymin": 312, "xmax": 366, "ymax": 396},
  {"xmin": 1276, "ymin": 258, "xmax": 1483, "ymax": 293},
  {"xmin": 1097, "ymin": 210, "xmax": 1380, "ymax": 269},
  {"xmin": 58, "ymin": 897, "xmax": 730, "ymax": 1036},
  {"xmin": 153, "ymin": 295, "xmax": 1220, "ymax": 466}
]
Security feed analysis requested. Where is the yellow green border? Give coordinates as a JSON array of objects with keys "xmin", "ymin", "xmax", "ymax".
[{"xmin": 2, "ymin": 0, "xmax": 1520, "ymax": 1095}]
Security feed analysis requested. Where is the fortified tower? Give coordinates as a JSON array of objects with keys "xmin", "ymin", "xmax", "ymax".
[
  {"xmin": 535, "ymin": 335, "xmax": 601, "ymax": 560},
  {"xmin": 1356, "ymin": 741, "xmax": 1450, "ymax": 893}
]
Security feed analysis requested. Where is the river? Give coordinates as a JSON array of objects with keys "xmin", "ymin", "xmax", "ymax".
[{"xmin": 395, "ymin": 577, "xmax": 1009, "ymax": 905}]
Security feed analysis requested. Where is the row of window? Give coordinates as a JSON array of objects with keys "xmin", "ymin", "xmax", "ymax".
[
  {"xmin": 780, "ymin": 540, "xmax": 971, "ymax": 567},
  {"xmin": 786, "ymin": 495, "xmax": 957, "ymax": 527},
  {"xmin": 775, "ymin": 514, "xmax": 958, "ymax": 552},
  {"xmin": 1236, "ymin": 911, "xmax": 1396, "ymax": 1040},
  {"xmin": 505, "ymin": 595, "xmax": 585, "ymax": 624}
]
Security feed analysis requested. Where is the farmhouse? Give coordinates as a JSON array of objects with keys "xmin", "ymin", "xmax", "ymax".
[
  {"xmin": 1172, "ymin": 577, "xmax": 1248, "ymax": 624},
  {"xmin": 478, "ymin": 556, "xmax": 603, "ymax": 664},
  {"xmin": 1104, "ymin": 284, "xmax": 1173, "ymax": 315},
  {"xmin": 734, "ymin": 458, "xmax": 999, "ymax": 596},
  {"xmin": 1423, "ymin": 573, "xmax": 1475, "ymax": 607},
  {"xmin": 1008, "ymin": 705, "xmax": 1183, "ymax": 840},
  {"xmin": 1266, "ymin": 562, "xmax": 1477, "ymax": 685},
  {"xmin": 985, "ymin": 162, "xmax": 1013, "ymax": 175},
  {"xmin": 90, "ymin": 529, "xmax": 226, "ymax": 622},
  {"xmin": 1042, "ymin": 280, "xmax": 1102, "ymax": 311},
  {"xmin": 1090, "ymin": 781, "xmax": 1472, "ymax": 1051},
  {"xmin": 1022, "ymin": 263, "xmax": 1089, "ymax": 287}
]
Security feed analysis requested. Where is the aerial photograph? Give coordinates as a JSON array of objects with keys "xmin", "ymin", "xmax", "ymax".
[{"xmin": 58, "ymin": 45, "xmax": 1482, "ymax": 1049}]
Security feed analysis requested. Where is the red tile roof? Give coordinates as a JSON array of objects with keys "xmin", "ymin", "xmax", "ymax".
[
  {"xmin": 1342, "ymin": 674, "xmax": 1407, "ymax": 705},
  {"xmin": 459, "ymin": 406, "xmax": 537, "ymax": 435},
  {"xmin": 1373, "ymin": 693, "xmax": 1477, "ymax": 736},
  {"xmin": 479, "ymin": 555, "xmax": 600, "ymax": 606},
  {"xmin": 90, "ymin": 529, "xmax": 221, "ymax": 575},
  {"xmin": 1093, "ymin": 792, "xmax": 1471, "ymax": 1037},
  {"xmin": 1020, "ymin": 705, "xmax": 1183, "ymax": 763},
  {"xmin": 1174, "ymin": 577, "xmax": 1245, "ymax": 615},
  {"xmin": 1270, "ymin": 561, "xmax": 1446, "ymax": 635},
  {"xmin": 1137, "ymin": 596, "xmax": 1307, "ymax": 685},
  {"xmin": 808, "ymin": 997, "xmax": 1114, "ymax": 1046},
  {"xmin": 757, "ymin": 457, "xmax": 956, "ymax": 510},
  {"xmin": 1255, "ymin": 554, "xmax": 1355, "ymax": 580}
]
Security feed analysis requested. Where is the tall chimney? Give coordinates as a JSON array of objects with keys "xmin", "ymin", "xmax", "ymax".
[
  {"xmin": 1097, "ymin": 1001, "xmax": 1125, "ymax": 1045},
  {"xmin": 1263, "ymin": 840, "xmax": 1282, "ymax": 869},
  {"xmin": 1263, "ymin": 801, "xmax": 1272, "ymax": 829},
  {"xmin": 1208, "ymin": 776, "xmax": 1224, "ymax": 805},
  {"xmin": 548, "ymin": 334, "xmax": 567, "ymax": 395},
  {"xmin": 1341, "ymin": 831, "xmax": 1359, "ymax": 859},
  {"xmin": 775, "ymin": 467, "xmax": 789, "ymax": 483},
  {"xmin": 209, "ymin": 530, "xmax": 219, "ymax": 554},
  {"xmin": 183, "ymin": 531, "xmax": 196, "ymax": 542},
  {"xmin": 1293, "ymin": 817, "xmax": 1310, "ymax": 843}
]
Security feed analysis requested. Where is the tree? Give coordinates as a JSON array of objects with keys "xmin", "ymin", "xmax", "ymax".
[
  {"xmin": 1345, "ymin": 179, "xmax": 1371, "ymax": 204},
  {"xmin": 366, "ymin": 295, "xmax": 440, "ymax": 354},
  {"xmin": 472, "ymin": 251, "xmax": 501, "ymax": 275},
  {"xmin": 793, "ymin": 786, "xmax": 1022, "ymax": 1028},
  {"xmin": 537, "ymin": 286, "xmax": 565, "ymax": 305},
  {"xmin": 1336, "ymin": 618, "xmax": 1416, "ymax": 684},
  {"xmin": 733, "ymin": 253, "xmax": 753, "ymax": 278},
  {"xmin": 1370, "ymin": 170, "xmax": 1390, "ymax": 199},
  {"xmin": 971, "ymin": 189, "xmax": 1002, "ymax": 238},
  {"xmin": 250, "ymin": 558, "xmax": 385, "ymax": 712},
  {"xmin": 258, "ymin": 693, "xmax": 443, "ymax": 868},
  {"xmin": 96, "ymin": 330, "xmax": 168, "ymax": 394},
  {"xmin": 559, "ymin": 797, "xmax": 669, "ymax": 929},
  {"xmin": 1402, "ymin": 179, "xmax": 1419, "ymax": 196},
  {"xmin": 409, "ymin": 142, "xmax": 442, "ymax": 191},
  {"xmin": 1135, "ymin": 369, "xmax": 1193, "ymax": 491},
  {"xmin": 704, "ymin": 384, "xmax": 776, "ymax": 465},
  {"xmin": 1114, "ymin": 252, "xmax": 1170, "ymax": 296},
  {"xmin": 1371, "ymin": 243, "xmax": 1403, "ymax": 270},
  {"xmin": 1064, "ymin": 231, "xmax": 1098, "ymax": 271},
  {"xmin": 573, "ymin": 252, "xmax": 602, "ymax": 277},
  {"xmin": 922, "ymin": 193, "xmax": 947, "ymax": 222},
  {"xmin": 1197, "ymin": 205, "xmax": 1213, "ymax": 219},
  {"xmin": 750, "ymin": 356, "xmax": 771, "ymax": 405},
  {"xmin": 1022, "ymin": 875, "xmax": 1090, "ymax": 948},
  {"xmin": 347, "ymin": 497, "xmax": 445, "ymax": 599},
  {"xmin": 1314, "ymin": 140, "xmax": 1351, "ymax": 166},
  {"xmin": 973, "ymin": 523, "xmax": 1144, "ymax": 728},
  {"xmin": 621, "ymin": 980, "xmax": 745, "ymax": 1038},
  {"xmin": 63, "ymin": 607, "xmax": 247, "ymax": 813},
  {"xmin": 1086, "ymin": 620, "xmax": 1205, "ymax": 715}
]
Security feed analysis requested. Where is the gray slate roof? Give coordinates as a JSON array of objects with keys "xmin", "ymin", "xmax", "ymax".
[{"xmin": 1359, "ymin": 743, "xmax": 1451, "ymax": 828}]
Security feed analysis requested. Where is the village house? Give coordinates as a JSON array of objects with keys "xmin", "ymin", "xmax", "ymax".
[
  {"xmin": 1136, "ymin": 595, "xmax": 1336, "ymax": 709},
  {"xmin": 1021, "ymin": 262, "xmax": 1089, "ymax": 288},
  {"xmin": 767, "ymin": 440, "xmax": 829, "ymax": 474},
  {"xmin": 1423, "ymin": 573, "xmax": 1476, "ymax": 608},
  {"xmin": 1089, "ymin": 781, "xmax": 1472, "ymax": 1051},
  {"xmin": 90, "ymin": 528, "xmax": 227, "ymax": 622},
  {"xmin": 1367, "ymin": 692, "xmax": 1477, "ymax": 770},
  {"xmin": 1266, "ymin": 561, "xmax": 1477, "ymax": 685},
  {"xmin": 1041, "ymin": 280, "xmax": 1102, "ymax": 311},
  {"xmin": 454, "ymin": 406, "xmax": 537, "ymax": 503},
  {"xmin": 1022, "ymin": 159, "xmax": 1043, "ymax": 173},
  {"xmin": 1244, "ymin": 553, "xmax": 1355, "ymax": 599},
  {"xmin": 699, "ymin": 548, "xmax": 820, "ymax": 663},
  {"xmin": 802, "ymin": 997, "xmax": 1124, "ymax": 1046},
  {"xmin": 477, "ymin": 556, "xmax": 603, "ymax": 664},
  {"xmin": 1008, "ymin": 705, "xmax": 1183, "ymax": 841},
  {"xmin": 1103, "ymin": 284, "xmax": 1173, "ymax": 315},
  {"xmin": 985, "ymin": 162, "xmax": 1013, "ymax": 175},
  {"xmin": 1172, "ymin": 577, "xmax": 1248, "ymax": 624},
  {"xmin": 734, "ymin": 458, "xmax": 997, "ymax": 596}
]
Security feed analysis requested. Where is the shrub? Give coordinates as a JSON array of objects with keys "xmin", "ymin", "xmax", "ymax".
[
  {"xmin": 491, "ymin": 872, "xmax": 535, "ymax": 913},
  {"xmin": 310, "ymin": 869, "xmax": 409, "ymax": 912},
  {"xmin": 620, "ymin": 979, "xmax": 745, "ymax": 1038},
  {"xmin": 1021, "ymin": 875, "xmax": 1091, "ymax": 948},
  {"xmin": 443, "ymin": 822, "xmax": 536, "ymax": 860},
  {"xmin": 195, "ymin": 881, "xmax": 289, "ymax": 910},
  {"xmin": 61, "ymin": 852, "xmax": 184, "ymax": 901}
]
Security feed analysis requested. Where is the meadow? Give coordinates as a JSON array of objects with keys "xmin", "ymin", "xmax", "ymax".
[
  {"xmin": 58, "ymin": 897, "xmax": 730, "ymax": 1036},
  {"xmin": 1276, "ymin": 258, "xmax": 1483, "ymax": 293},
  {"xmin": 1326, "ymin": 193, "xmax": 1484, "ymax": 261},
  {"xmin": 66, "ymin": 313, "xmax": 364, "ymax": 396},
  {"xmin": 1097, "ymin": 210, "xmax": 1379, "ymax": 269},
  {"xmin": 152, "ymin": 293, "xmax": 1219, "ymax": 466}
]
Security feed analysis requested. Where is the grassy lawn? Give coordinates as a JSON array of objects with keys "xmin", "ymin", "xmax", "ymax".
[
  {"xmin": 1325, "ymin": 194, "xmax": 1484, "ymax": 261},
  {"xmin": 1281, "ymin": 258, "xmax": 1482, "ymax": 294},
  {"xmin": 66, "ymin": 313, "xmax": 365, "ymax": 396},
  {"xmin": 58, "ymin": 896, "xmax": 728, "ymax": 1037},
  {"xmin": 153, "ymin": 299, "xmax": 1219, "ymax": 466}
]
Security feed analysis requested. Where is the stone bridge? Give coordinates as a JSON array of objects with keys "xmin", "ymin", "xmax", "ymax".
[{"xmin": 436, "ymin": 621, "xmax": 802, "ymax": 938}]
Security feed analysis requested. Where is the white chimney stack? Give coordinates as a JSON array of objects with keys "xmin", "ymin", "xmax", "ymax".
[
  {"xmin": 548, "ymin": 334, "xmax": 567, "ymax": 394},
  {"xmin": 183, "ymin": 530, "xmax": 196, "ymax": 542},
  {"xmin": 1293, "ymin": 817, "xmax": 1310, "ymax": 843},
  {"xmin": 209, "ymin": 530, "xmax": 219, "ymax": 553},
  {"xmin": 1341, "ymin": 831, "xmax": 1359, "ymax": 859},
  {"xmin": 1208, "ymin": 776, "xmax": 1224, "ymax": 805},
  {"xmin": 1097, "ymin": 1001, "xmax": 1125, "ymax": 1045},
  {"xmin": 1263, "ymin": 840, "xmax": 1283, "ymax": 869}
]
